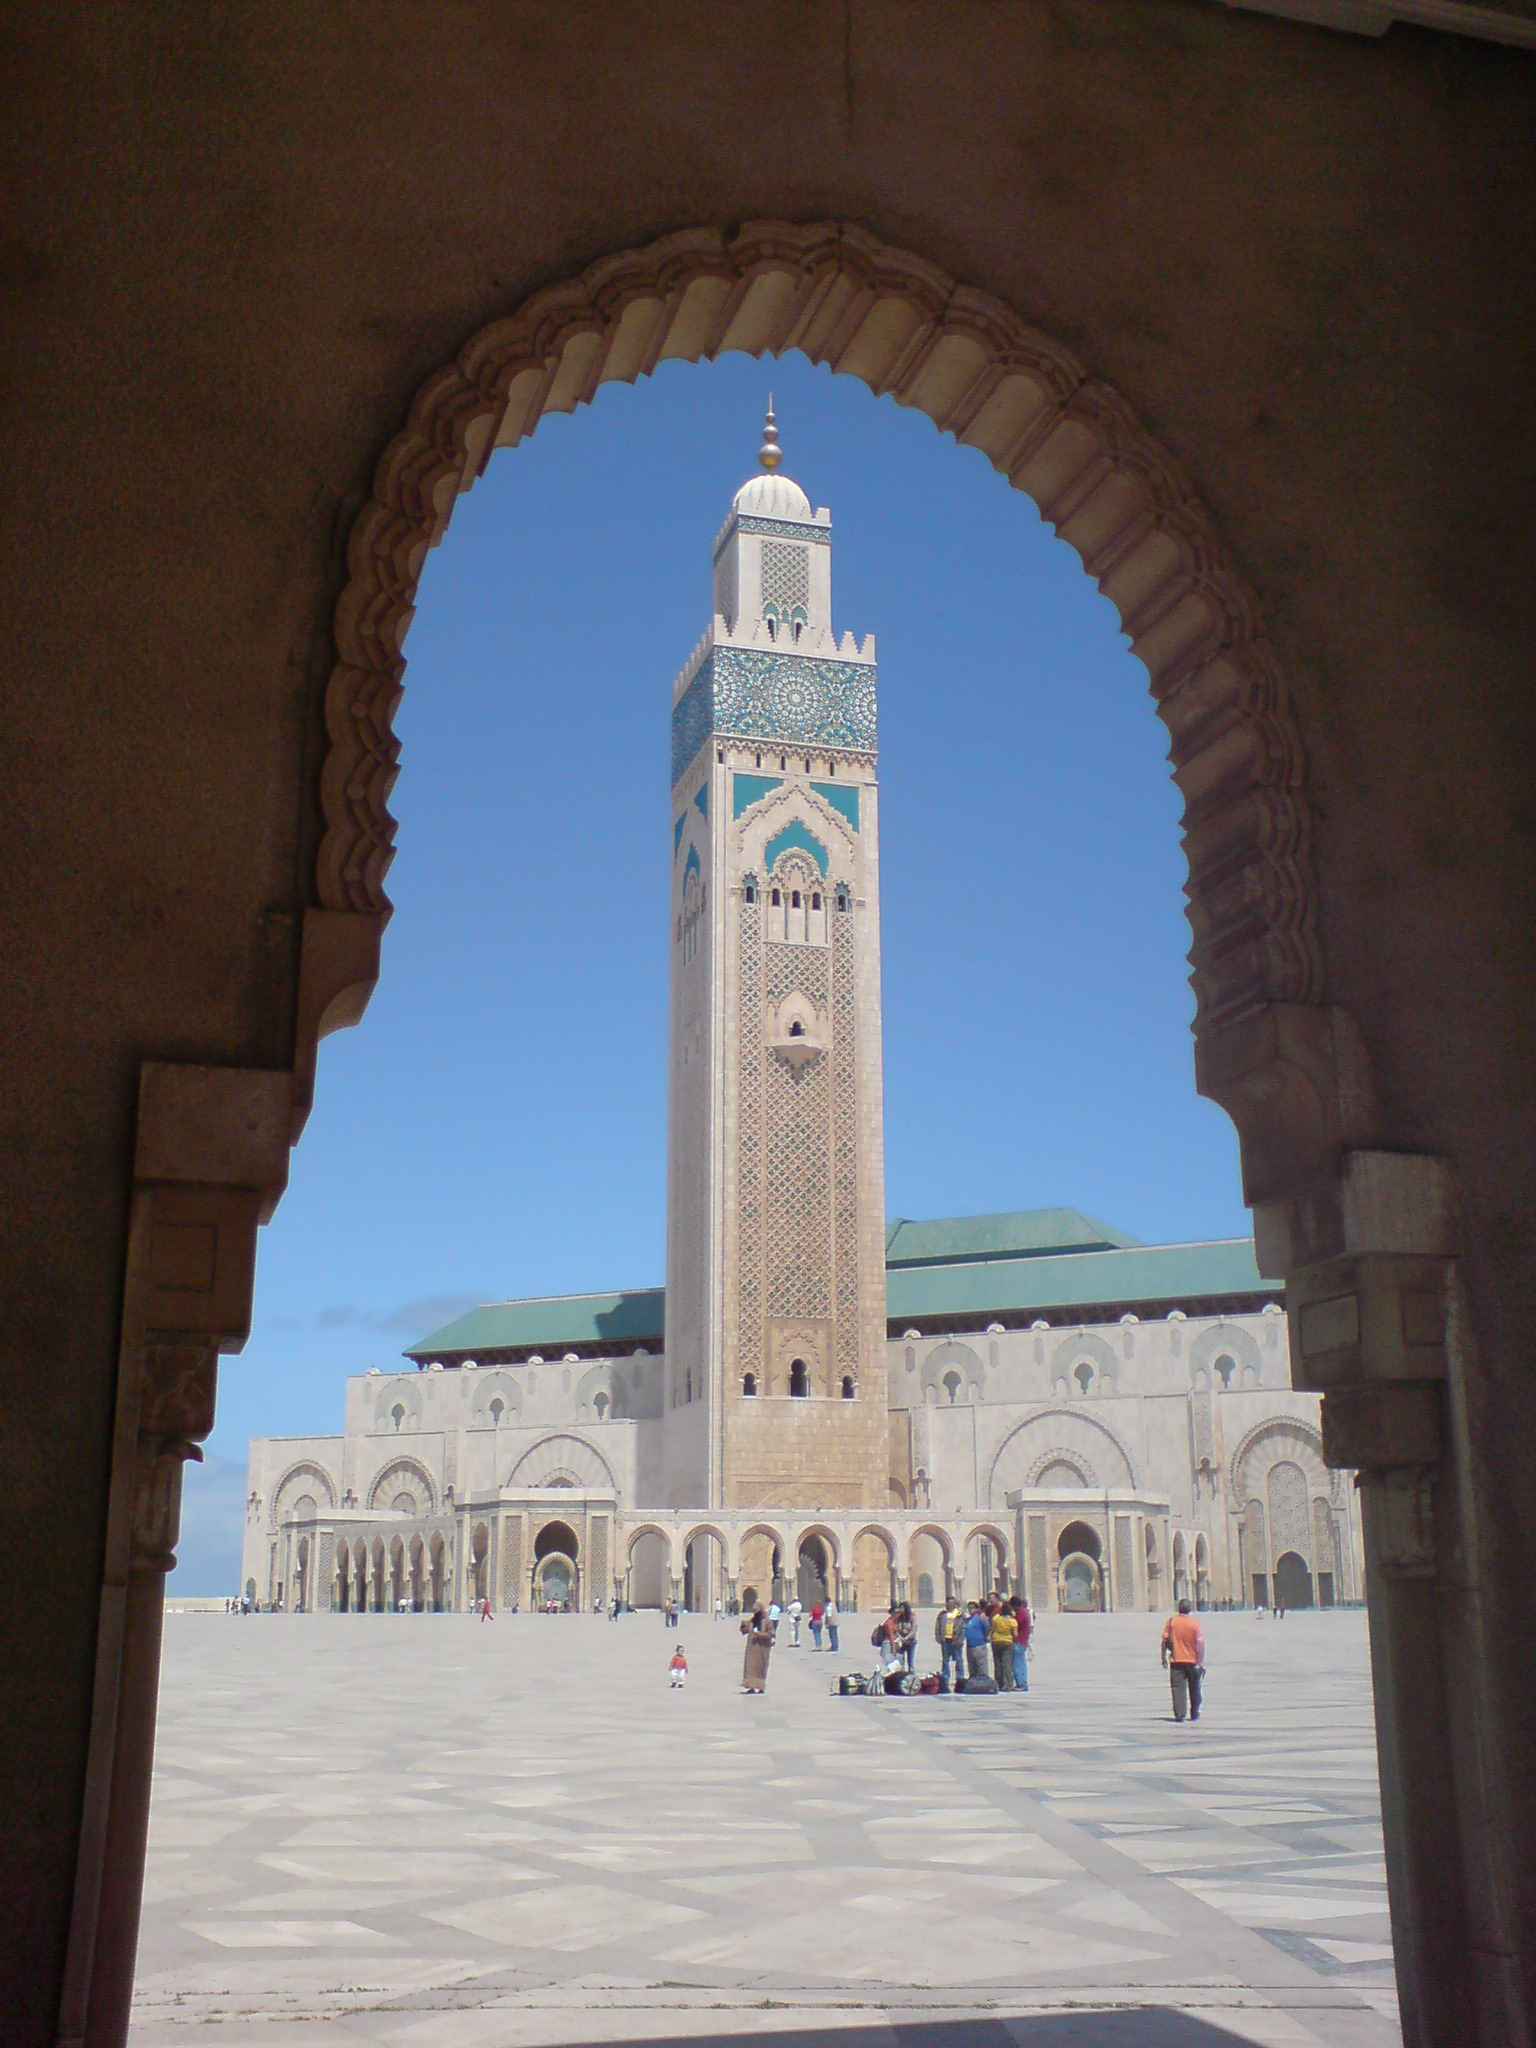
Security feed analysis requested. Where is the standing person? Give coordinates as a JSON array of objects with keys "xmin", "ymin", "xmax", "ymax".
[
  {"xmin": 480, "ymin": 1594, "xmax": 493, "ymax": 1623},
  {"xmin": 740, "ymin": 1607, "xmax": 774, "ymax": 1694},
  {"xmin": 767, "ymin": 1597, "xmax": 782, "ymax": 1634},
  {"xmin": 823, "ymin": 1595, "xmax": 840, "ymax": 1653},
  {"xmin": 963, "ymin": 1601, "xmax": 989, "ymax": 1682},
  {"xmin": 1160, "ymin": 1598, "xmax": 1206, "ymax": 1722},
  {"xmin": 990, "ymin": 1600, "xmax": 1018, "ymax": 1689},
  {"xmin": 668, "ymin": 1644, "xmax": 689, "ymax": 1689},
  {"xmin": 809, "ymin": 1600, "xmax": 825, "ymax": 1650},
  {"xmin": 713, "ymin": 1595, "xmax": 723, "ymax": 1623},
  {"xmin": 1011, "ymin": 1597, "xmax": 1031, "ymax": 1694},
  {"xmin": 896, "ymin": 1602, "xmax": 917, "ymax": 1675},
  {"xmin": 788, "ymin": 1596, "xmax": 803, "ymax": 1646},
  {"xmin": 935, "ymin": 1594, "xmax": 966, "ymax": 1693},
  {"xmin": 610, "ymin": 1593, "xmax": 621, "ymax": 1620}
]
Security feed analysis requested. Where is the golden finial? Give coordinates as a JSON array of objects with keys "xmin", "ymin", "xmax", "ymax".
[{"xmin": 758, "ymin": 397, "xmax": 782, "ymax": 472}]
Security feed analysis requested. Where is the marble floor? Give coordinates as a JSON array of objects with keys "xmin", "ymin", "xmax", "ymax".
[{"xmin": 131, "ymin": 1607, "xmax": 1398, "ymax": 2048}]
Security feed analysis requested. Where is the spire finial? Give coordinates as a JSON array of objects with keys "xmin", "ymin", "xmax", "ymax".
[{"xmin": 758, "ymin": 397, "xmax": 782, "ymax": 472}]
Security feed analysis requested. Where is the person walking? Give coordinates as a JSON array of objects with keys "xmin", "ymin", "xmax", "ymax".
[
  {"xmin": 990, "ymin": 1600, "xmax": 1018, "ymax": 1689},
  {"xmin": 809, "ymin": 1600, "xmax": 825, "ymax": 1650},
  {"xmin": 935, "ymin": 1594, "xmax": 966, "ymax": 1693},
  {"xmin": 962, "ymin": 1600, "xmax": 989, "ymax": 1682},
  {"xmin": 823, "ymin": 1596, "xmax": 840, "ymax": 1653},
  {"xmin": 480, "ymin": 1595, "xmax": 493, "ymax": 1623},
  {"xmin": 1161, "ymin": 1598, "xmax": 1206, "ymax": 1722},
  {"xmin": 1011, "ymin": 1597, "xmax": 1031, "ymax": 1693},
  {"xmin": 740, "ymin": 1606, "xmax": 774, "ymax": 1694}
]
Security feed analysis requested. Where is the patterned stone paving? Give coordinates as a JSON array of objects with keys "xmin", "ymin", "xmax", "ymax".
[{"xmin": 132, "ymin": 1608, "xmax": 1399, "ymax": 2047}]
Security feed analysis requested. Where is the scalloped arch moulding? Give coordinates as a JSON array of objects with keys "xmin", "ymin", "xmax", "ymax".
[{"xmin": 310, "ymin": 219, "xmax": 1327, "ymax": 1111}]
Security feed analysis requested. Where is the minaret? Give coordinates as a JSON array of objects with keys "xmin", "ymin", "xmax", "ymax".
[{"xmin": 664, "ymin": 409, "xmax": 889, "ymax": 1514}]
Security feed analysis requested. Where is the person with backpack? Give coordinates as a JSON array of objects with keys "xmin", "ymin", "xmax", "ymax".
[
  {"xmin": 934, "ymin": 1594, "xmax": 966, "ymax": 1693},
  {"xmin": 962, "ymin": 1601, "xmax": 990, "ymax": 1682}
]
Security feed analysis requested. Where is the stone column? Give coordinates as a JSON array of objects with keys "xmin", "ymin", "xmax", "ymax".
[
  {"xmin": 1266, "ymin": 1149, "xmax": 1528, "ymax": 2047},
  {"xmin": 57, "ymin": 1063, "xmax": 287, "ymax": 2048}
]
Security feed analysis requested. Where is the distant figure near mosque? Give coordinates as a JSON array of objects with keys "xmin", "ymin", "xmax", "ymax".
[{"xmin": 244, "ymin": 416, "xmax": 1362, "ymax": 1623}]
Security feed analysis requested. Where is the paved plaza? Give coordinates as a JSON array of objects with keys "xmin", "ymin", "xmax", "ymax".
[{"xmin": 132, "ymin": 1608, "xmax": 1399, "ymax": 2048}]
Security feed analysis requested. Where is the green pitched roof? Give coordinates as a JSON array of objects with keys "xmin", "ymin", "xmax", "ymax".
[
  {"xmin": 884, "ymin": 1207, "xmax": 1140, "ymax": 1268},
  {"xmin": 405, "ymin": 1216, "xmax": 1280, "ymax": 1361},
  {"xmin": 407, "ymin": 1288, "xmax": 664, "ymax": 1359},
  {"xmin": 885, "ymin": 1237, "xmax": 1279, "ymax": 1325}
]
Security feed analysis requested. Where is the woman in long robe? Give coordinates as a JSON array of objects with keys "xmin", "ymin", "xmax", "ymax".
[{"xmin": 740, "ymin": 1607, "xmax": 774, "ymax": 1693}]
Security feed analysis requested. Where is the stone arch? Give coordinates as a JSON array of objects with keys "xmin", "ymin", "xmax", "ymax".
[
  {"xmin": 366, "ymin": 1456, "xmax": 437, "ymax": 1515},
  {"xmin": 271, "ymin": 1460, "xmax": 338, "ymax": 1523},
  {"xmin": 507, "ymin": 1433, "xmax": 616, "ymax": 1491},
  {"xmin": 917, "ymin": 1340, "xmax": 985, "ymax": 1405},
  {"xmin": 1189, "ymin": 1322, "xmax": 1262, "ymax": 1388},
  {"xmin": 1048, "ymin": 1331, "xmax": 1119, "ymax": 1397},
  {"xmin": 792, "ymin": 1522, "xmax": 842, "ymax": 1572},
  {"xmin": 1029, "ymin": 1452, "xmax": 1095, "ymax": 1488},
  {"xmin": 576, "ymin": 1361, "xmax": 632, "ymax": 1422},
  {"xmin": 987, "ymin": 1409, "xmax": 1137, "ymax": 1505},
  {"xmin": 471, "ymin": 1371, "xmax": 523, "ymax": 1426},
  {"xmin": 312, "ymin": 220, "xmax": 1321, "ymax": 1078},
  {"xmin": 374, "ymin": 1383, "xmax": 422, "ymax": 1434},
  {"xmin": 1230, "ymin": 1415, "xmax": 1325, "ymax": 1501}
]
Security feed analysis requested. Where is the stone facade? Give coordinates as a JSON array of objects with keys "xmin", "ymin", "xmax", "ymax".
[
  {"xmin": 244, "ymin": 1284, "xmax": 1363, "ymax": 1617},
  {"xmin": 246, "ymin": 433, "xmax": 1363, "ymax": 1621}
]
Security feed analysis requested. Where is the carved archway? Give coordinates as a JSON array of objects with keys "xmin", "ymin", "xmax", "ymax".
[
  {"xmin": 271, "ymin": 1460, "xmax": 338, "ymax": 1522},
  {"xmin": 307, "ymin": 219, "xmax": 1321, "ymax": 1103},
  {"xmin": 365, "ymin": 1456, "xmax": 438, "ymax": 1515},
  {"xmin": 507, "ymin": 1433, "xmax": 616, "ymax": 1491}
]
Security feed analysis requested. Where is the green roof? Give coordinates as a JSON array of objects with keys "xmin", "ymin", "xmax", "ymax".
[
  {"xmin": 407, "ymin": 1288, "xmax": 664, "ymax": 1359},
  {"xmin": 885, "ymin": 1238, "xmax": 1279, "ymax": 1325},
  {"xmin": 884, "ymin": 1207, "xmax": 1140, "ymax": 1268},
  {"xmin": 404, "ymin": 1217, "xmax": 1281, "ymax": 1360}
]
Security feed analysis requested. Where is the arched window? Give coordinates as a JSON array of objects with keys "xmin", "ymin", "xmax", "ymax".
[
  {"xmin": 391, "ymin": 1403, "xmax": 405, "ymax": 1432},
  {"xmin": 789, "ymin": 1359, "xmax": 809, "ymax": 1398},
  {"xmin": 742, "ymin": 1372, "xmax": 757, "ymax": 1397},
  {"xmin": 1214, "ymin": 1354, "xmax": 1236, "ymax": 1389},
  {"xmin": 943, "ymin": 1370, "xmax": 961, "ymax": 1404},
  {"xmin": 788, "ymin": 1020, "xmax": 805, "ymax": 1038},
  {"xmin": 771, "ymin": 887, "xmax": 781, "ymax": 906},
  {"xmin": 489, "ymin": 1397, "xmax": 504, "ymax": 1426},
  {"xmin": 744, "ymin": 879, "xmax": 757, "ymax": 904},
  {"xmin": 593, "ymin": 1391, "xmax": 610, "ymax": 1420},
  {"xmin": 841, "ymin": 1375, "xmax": 855, "ymax": 1400},
  {"xmin": 811, "ymin": 892, "xmax": 821, "ymax": 910},
  {"xmin": 835, "ymin": 889, "xmax": 849, "ymax": 912},
  {"xmin": 791, "ymin": 888, "xmax": 801, "ymax": 909},
  {"xmin": 1074, "ymin": 1361, "xmax": 1094, "ymax": 1394}
]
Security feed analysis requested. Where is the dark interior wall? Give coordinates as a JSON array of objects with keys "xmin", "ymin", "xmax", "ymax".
[{"xmin": 2, "ymin": 4, "xmax": 1533, "ymax": 2037}]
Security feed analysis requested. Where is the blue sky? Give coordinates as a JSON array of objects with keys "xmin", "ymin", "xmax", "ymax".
[{"xmin": 181, "ymin": 354, "xmax": 1252, "ymax": 1592}]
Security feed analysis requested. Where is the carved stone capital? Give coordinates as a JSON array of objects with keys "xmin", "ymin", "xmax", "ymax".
[
  {"xmin": 1358, "ymin": 1468, "xmax": 1439, "ymax": 1581},
  {"xmin": 1194, "ymin": 1004, "xmax": 1377, "ymax": 1209},
  {"xmin": 1321, "ymin": 1381, "xmax": 1443, "ymax": 1473}
]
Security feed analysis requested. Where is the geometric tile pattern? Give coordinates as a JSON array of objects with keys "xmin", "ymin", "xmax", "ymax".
[{"xmin": 133, "ymin": 1609, "xmax": 1400, "ymax": 2047}]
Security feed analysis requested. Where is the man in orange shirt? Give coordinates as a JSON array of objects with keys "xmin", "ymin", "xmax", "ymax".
[{"xmin": 1160, "ymin": 1598, "xmax": 1206, "ymax": 1722}]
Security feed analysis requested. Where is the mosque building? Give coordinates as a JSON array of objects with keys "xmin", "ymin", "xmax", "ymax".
[{"xmin": 243, "ymin": 416, "xmax": 1362, "ymax": 1621}]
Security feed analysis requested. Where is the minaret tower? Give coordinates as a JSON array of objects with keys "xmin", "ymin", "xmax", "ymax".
[{"xmin": 665, "ymin": 408, "xmax": 889, "ymax": 1512}]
